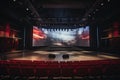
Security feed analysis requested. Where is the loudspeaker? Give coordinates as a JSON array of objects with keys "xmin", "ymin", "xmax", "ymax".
[{"xmin": 62, "ymin": 54, "xmax": 69, "ymax": 59}]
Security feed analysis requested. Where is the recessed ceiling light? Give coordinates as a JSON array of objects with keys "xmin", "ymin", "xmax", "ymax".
[
  {"xmin": 96, "ymin": 9, "xmax": 99, "ymax": 11},
  {"xmin": 108, "ymin": 0, "xmax": 110, "ymax": 2},
  {"xmin": 26, "ymin": 8, "xmax": 29, "ymax": 11},
  {"xmin": 82, "ymin": 18, "xmax": 86, "ymax": 21},
  {"xmin": 13, "ymin": 0, "xmax": 16, "ymax": 2},
  {"xmin": 88, "ymin": 15, "xmax": 91, "ymax": 17},
  {"xmin": 101, "ymin": 3, "xmax": 104, "ymax": 6}
]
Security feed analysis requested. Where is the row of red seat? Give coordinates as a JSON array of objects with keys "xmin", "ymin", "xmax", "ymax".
[
  {"xmin": 0, "ymin": 59, "xmax": 120, "ymax": 79},
  {"xmin": 1, "ymin": 59, "xmax": 120, "ymax": 64}
]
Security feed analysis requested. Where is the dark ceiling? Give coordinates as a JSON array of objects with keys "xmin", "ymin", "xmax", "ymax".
[{"xmin": 0, "ymin": 0, "xmax": 120, "ymax": 28}]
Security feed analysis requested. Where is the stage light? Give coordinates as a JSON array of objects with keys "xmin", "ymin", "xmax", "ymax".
[
  {"xmin": 55, "ymin": 28, "xmax": 57, "ymax": 31},
  {"xmin": 51, "ymin": 29, "xmax": 53, "ymax": 32},
  {"xmin": 65, "ymin": 29, "xmax": 67, "ymax": 31},
  {"xmin": 49, "ymin": 29, "xmax": 51, "ymax": 32},
  {"xmin": 53, "ymin": 29, "xmax": 55, "ymax": 31}
]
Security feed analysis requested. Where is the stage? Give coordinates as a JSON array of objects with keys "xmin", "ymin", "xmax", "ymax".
[{"xmin": 0, "ymin": 50, "xmax": 120, "ymax": 61}]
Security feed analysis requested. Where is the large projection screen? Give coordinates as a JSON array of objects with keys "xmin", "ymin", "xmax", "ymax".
[{"xmin": 32, "ymin": 26, "xmax": 90, "ymax": 47}]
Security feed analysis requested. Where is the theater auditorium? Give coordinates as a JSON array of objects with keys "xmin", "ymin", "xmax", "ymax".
[{"xmin": 0, "ymin": 0, "xmax": 120, "ymax": 80}]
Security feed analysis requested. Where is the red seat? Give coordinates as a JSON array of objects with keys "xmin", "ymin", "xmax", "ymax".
[
  {"xmin": 61, "ymin": 64, "xmax": 74, "ymax": 78},
  {"xmin": 104, "ymin": 64, "xmax": 120, "ymax": 76},
  {"xmin": 109, "ymin": 59, "xmax": 120, "ymax": 65},
  {"xmin": 74, "ymin": 66, "xmax": 89, "ymax": 77},
  {"xmin": 20, "ymin": 66, "xmax": 35, "ymax": 77},
  {"xmin": 0, "ymin": 60, "xmax": 9, "ymax": 76},
  {"xmin": 9, "ymin": 60, "xmax": 21, "ymax": 63},
  {"xmin": 33, "ymin": 61, "xmax": 46, "ymax": 65},
  {"xmin": 47, "ymin": 65, "xmax": 61, "ymax": 78},
  {"xmin": 46, "ymin": 61, "xmax": 59, "ymax": 65},
  {"xmin": 88, "ymin": 65, "xmax": 103, "ymax": 77},
  {"xmin": 35, "ymin": 65, "xmax": 49, "ymax": 78},
  {"xmin": 9, "ymin": 66, "xmax": 21, "ymax": 77}
]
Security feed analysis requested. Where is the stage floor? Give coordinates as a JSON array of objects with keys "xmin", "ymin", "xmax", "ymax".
[{"xmin": 0, "ymin": 50, "xmax": 120, "ymax": 61}]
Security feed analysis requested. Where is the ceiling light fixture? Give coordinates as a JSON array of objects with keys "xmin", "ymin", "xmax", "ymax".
[
  {"xmin": 88, "ymin": 15, "xmax": 91, "ymax": 17},
  {"xmin": 96, "ymin": 9, "xmax": 99, "ymax": 11},
  {"xmin": 108, "ymin": 0, "xmax": 110, "ymax": 2},
  {"xmin": 101, "ymin": 3, "xmax": 104, "ymax": 6},
  {"xmin": 26, "ymin": 8, "xmax": 29, "ymax": 11},
  {"xmin": 13, "ymin": 0, "xmax": 16, "ymax": 2}
]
